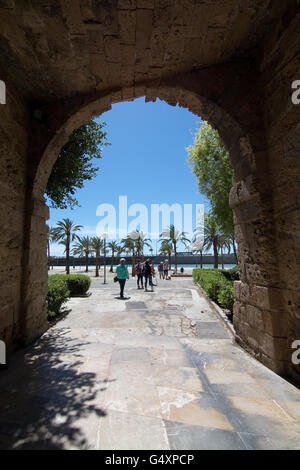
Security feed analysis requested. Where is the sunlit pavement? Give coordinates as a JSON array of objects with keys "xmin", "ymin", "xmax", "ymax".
[{"xmin": 0, "ymin": 273, "xmax": 300, "ymax": 450}]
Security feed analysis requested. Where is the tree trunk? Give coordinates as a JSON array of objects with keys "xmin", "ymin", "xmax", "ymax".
[
  {"xmin": 95, "ymin": 254, "xmax": 99, "ymax": 277},
  {"xmin": 85, "ymin": 253, "xmax": 89, "ymax": 272},
  {"xmin": 200, "ymin": 251, "xmax": 203, "ymax": 269},
  {"xmin": 213, "ymin": 240, "xmax": 219, "ymax": 269},
  {"xmin": 221, "ymin": 247, "xmax": 224, "ymax": 269},
  {"xmin": 110, "ymin": 252, "xmax": 114, "ymax": 273},
  {"xmin": 66, "ymin": 236, "xmax": 70, "ymax": 275},
  {"xmin": 232, "ymin": 238, "xmax": 238, "ymax": 264},
  {"xmin": 174, "ymin": 241, "xmax": 177, "ymax": 273}
]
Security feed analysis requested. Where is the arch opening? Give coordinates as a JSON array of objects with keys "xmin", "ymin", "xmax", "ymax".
[{"xmin": 22, "ymin": 84, "xmax": 293, "ymax": 383}]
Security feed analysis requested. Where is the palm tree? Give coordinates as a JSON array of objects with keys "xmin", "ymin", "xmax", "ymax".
[
  {"xmin": 192, "ymin": 224, "xmax": 205, "ymax": 269},
  {"xmin": 116, "ymin": 245, "xmax": 124, "ymax": 264},
  {"xmin": 229, "ymin": 233, "xmax": 238, "ymax": 264},
  {"xmin": 91, "ymin": 237, "xmax": 103, "ymax": 277},
  {"xmin": 192, "ymin": 241, "xmax": 204, "ymax": 269},
  {"xmin": 52, "ymin": 219, "xmax": 82, "ymax": 274},
  {"xmin": 159, "ymin": 240, "xmax": 173, "ymax": 269},
  {"xmin": 108, "ymin": 241, "xmax": 119, "ymax": 273},
  {"xmin": 122, "ymin": 236, "xmax": 136, "ymax": 276},
  {"xmin": 219, "ymin": 233, "xmax": 232, "ymax": 269},
  {"xmin": 46, "ymin": 225, "xmax": 56, "ymax": 270},
  {"xmin": 72, "ymin": 236, "xmax": 93, "ymax": 273},
  {"xmin": 160, "ymin": 224, "xmax": 190, "ymax": 273},
  {"xmin": 203, "ymin": 213, "xmax": 221, "ymax": 269},
  {"xmin": 132, "ymin": 231, "xmax": 152, "ymax": 259}
]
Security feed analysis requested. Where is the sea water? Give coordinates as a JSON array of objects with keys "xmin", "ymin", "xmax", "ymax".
[{"xmin": 170, "ymin": 264, "xmax": 237, "ymax": 270}]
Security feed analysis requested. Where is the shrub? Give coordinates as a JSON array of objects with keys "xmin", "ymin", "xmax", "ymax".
[
  {"xmin": 193, "ymin": 269, "xmax": 227, "ymax": 302},
  {"xmin": 228, "ymin": 266, "xmax": 239, "ymax": 281},
  {"xmin": 220, "ymin": 269, "xmax": 232, "ymax": 281},
  {"xmin": 49, "ymin": 274, "xmax": 91, "ymax": 296},
  {"xmin": 193, "ymin": 268, "xmax": 234, "ymax": 313},
  {"xmin": 218, "ymin": 282, "xmax": 234, "ymax": 312},
  {"xmin": 47, "ymin": 276, "xmax": 70, "ymax": 318},
  {"xmin": 220, "ymin": 266, "xmax": 239, "ymax": 282},
  {"xmin": 65, "ymin": 274, "xmax": 91, "ymax": 296}
]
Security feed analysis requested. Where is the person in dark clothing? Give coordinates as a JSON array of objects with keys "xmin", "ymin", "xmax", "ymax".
[
  {"xmin": 163, "ymin": 260, "xmax": 169, "ymax": 280},
  {"xmin": 135, "ymin": 260, "xmax": 144, "ymax": 289},
  {"xmin": 143, "ymin": 259, "xmax": 154, "ymax": 292},
  {"xmin": 158, "ymin": 262, "xmax": 164, "ymax": 280}
]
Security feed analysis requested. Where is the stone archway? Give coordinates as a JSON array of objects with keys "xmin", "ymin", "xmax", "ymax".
[
  {"xmin": 0, "ymin": 1, "xmax": 299, "ymax": 386},
  {"xmin": 24, "ymin": 76, "xmax": 287, "ymax": 381}
]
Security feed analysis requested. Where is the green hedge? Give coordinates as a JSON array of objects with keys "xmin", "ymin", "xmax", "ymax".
[
  {"xmin": 47, "ymin": 276, "xmax": 70, "ymax": 318},
  {"xmin": 49, "ymin": 274, "xmax": 91, "ymax": 296},
  {"xmin": 220, "ymin": 266, "xmax": 239, "ymax": 282},
  {"xmin": 193, "ymin": 268, "xmax": 235, "ymax": 313},
  {"xmin": 193, "ymin": 269, "xmax": 225, "ymax": 302},
  {"xmin": 217, "ymin": 282, "xmax": 234, "ymax": 311}
]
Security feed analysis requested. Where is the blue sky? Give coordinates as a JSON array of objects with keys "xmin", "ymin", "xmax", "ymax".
[{"xmin": 48, "ymin": 97, "xmax": 209, "ymax": 255}]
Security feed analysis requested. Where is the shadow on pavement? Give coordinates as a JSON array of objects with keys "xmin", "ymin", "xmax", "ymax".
[{"xmin": 0, "ymin": 329, "xmax": 108, "ymax": 450}]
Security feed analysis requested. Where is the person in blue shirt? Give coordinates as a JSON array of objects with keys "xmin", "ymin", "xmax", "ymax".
[{"xmin": 116, "ymin": 258, "xmax": 130, "ymax": 299}]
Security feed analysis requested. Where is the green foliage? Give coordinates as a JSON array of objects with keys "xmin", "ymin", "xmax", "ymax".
[
  {"xmin": 46, "ymin": 120, "xmax": 110, "ymax": 209},
  {"xmin": 52, "ymin": 220, "xmax": 83, "ymax": 244},
  {"xmin": 221, "ymin": 266, "xmax": 240, "ymax": 282},
  {"xmin": 187, "ymin": 122, "xmax": 234, "ymax": 235},
  {"xmin": 92, "ymin": 237, "xmax": 104, "ymax": 256},
  {"xmin": 49, "ymin": 274, "xmax": 91, "ymax": 296},
  {"xmin": 229, "ymin": 266, "xmax": 240, "ymax": 281},
  {"xmin": 220, "ymin": 266, "xmax": 239, "ymax": 282},
  {"xmin": 160, "ymin": 240, "xmax": 173, "ymax": 256},
  {"xmin": 47, "ymin": 276, "xmax": 70, "ymax": 318},
  {"xmin": 193, "ymin": 269, "xmax": 226, "ymax": 302},
  {"xmin": 193, "ymin": 268, "xmax": 235, "ymax": 313},
  {"xmin": 72, "ymin": 236, "xmax": 93, "ymax": 257},
  {"xmin": 160, "ymin": 224, "xmax": 190, "ymax": 271},
  {"xmin": 65, "ymin": 274, "xmax": 91, "ymax": 296},
  {"xmin": 218, "ymin": 283, "xmax": 234, "ymax": 312}
]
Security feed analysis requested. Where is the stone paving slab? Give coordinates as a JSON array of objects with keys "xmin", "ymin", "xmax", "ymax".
[
  {"xmin": 98, "ymin": 411, "xmax": 169, "ymax": 450},
  {"xmin": 196, "ymin": 322, "xmax": 230, "ymax": 339},
  {"xmin": 0, "ymin": 276, "xmax": 299, "ymax": 450},
  {"xmin": 164, "ymin": 421, "xmax": 246, "ymax": 450}
]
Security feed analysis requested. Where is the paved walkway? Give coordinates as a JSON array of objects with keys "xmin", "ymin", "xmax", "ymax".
[{"xmin": 0, "ymin": 275, "xmax": 300, "ymax": 450}]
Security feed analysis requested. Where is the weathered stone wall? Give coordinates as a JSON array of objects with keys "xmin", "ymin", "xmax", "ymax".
[
  {"xmin": 0, "ymin": 72, "xmax": 28, "ymax": 349},
  {"xmin": 232, "ymin": 12, "xmax": 300, "ymax": 382},
  {"xmin": 0, "ymin": 68, "xmax": 49, "ymax": 350},
  {"xmin": 0, "ymin": 1, "xmax": 299, "ymax": 384},
  {"xmin": 263, "ymin": 16, "xmax": 300, "ymax": 382}
]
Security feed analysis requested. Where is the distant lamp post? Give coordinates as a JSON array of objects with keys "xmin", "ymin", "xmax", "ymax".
[{"xmin": 102, "ymin": 232, "xmax": 108, "ymax": 284}]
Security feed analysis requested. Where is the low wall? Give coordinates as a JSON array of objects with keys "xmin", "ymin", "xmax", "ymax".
[{"xmin": 49, "ymin": 254, "xmax": 236, "ymax": 267}]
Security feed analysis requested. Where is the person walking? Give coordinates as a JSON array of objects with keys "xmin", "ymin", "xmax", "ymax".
[
  {"xmin": 116, "ymin": 258, "xmax": 130, "ymax": 299},
  {"xmin": 144, "ymin": 259, "xmax": 154, "ymax": 292},
  {"xmin": 135, "ymin": 259, "xmax": 144, "ymax": 289},
  {"xmin": 151, "ymin": 261, "xmax": 157, "ymax": 286},
  {"xmin": 158, "ymin": 261, "xmax": 164, "ymax": 280},
  {"xmin": 163, "ymin": 259, "xmax": 169, "ymax": 280}
]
